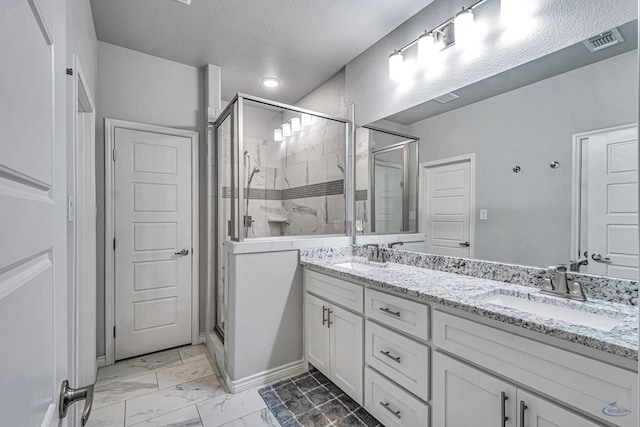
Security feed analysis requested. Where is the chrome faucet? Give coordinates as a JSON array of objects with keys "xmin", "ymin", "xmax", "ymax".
[
  {"xmin": 536, "ymin": 265, "xmax": 586, "ymax": 301},
  {"xmin": 366, "ymin": 244, "xmax": 384, "ymax": 263}
]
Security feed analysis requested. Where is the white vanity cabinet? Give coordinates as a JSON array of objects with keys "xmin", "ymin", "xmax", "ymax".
[
  {"xmin": 432, "ymin": 310, "xmax": 637, "ymax": 427},
  {"xmin": 305, "ymin": 270, "xmax": 364, "ymax": 404},
  {"xmin": 433, "ymin": 352, "xmax": 603, "ymax": 427}
]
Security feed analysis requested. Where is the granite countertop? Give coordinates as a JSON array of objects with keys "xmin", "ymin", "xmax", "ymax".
[{"xmin": 300, "ymin": 253, "xmax": 639, "ymax": 361}]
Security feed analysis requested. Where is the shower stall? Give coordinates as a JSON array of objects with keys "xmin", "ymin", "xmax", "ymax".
[{"xmin": 208, "ymin": 94, "xmax": 351, "ymax": 340}]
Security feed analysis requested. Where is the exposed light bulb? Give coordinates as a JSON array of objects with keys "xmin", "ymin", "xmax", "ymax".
[
  {"xmin": 290, "ymin": 117, "xmax": 301, "ymax": 132},
  {"xmin": 417, "ymin": 32, "xmax": 437, "ymax": 67},
  {"xmin": 301, "ymin": 113, "xmax": 311, "ymax": 127},
  {"xmin": 274, "ymin": 128, "xmax": 283, "ymax": 142},
  {"xmin": 454, "ymin": 8, "xmax": 475, "ymax": 49},
  {"xmin": 281, "ymin": 123, "xmax": 291, "ymax": 137},
  {"xmin": 388, "ymin": 51, "xmax": 404, "ymax": 81}
]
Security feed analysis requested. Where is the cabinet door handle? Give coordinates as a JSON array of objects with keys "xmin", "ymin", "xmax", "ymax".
[
  {"xmin": 379, "ymin": 401, "xmax": 401, "ymax": 419},
  {"xmin": 519, "ymin": 401, "xmax": 527, "ymax": 427},
  {"xmin": 501, "ymin": 392, "xmax": 509, "ymax": 427},
  {"xmin": 380, "ymin": 350, "xmax": 401, "ymax": 363},
  {"xmin": 379, "ymin": 307, "xmax": 401, "ymax": 317},
  {"xmin": 322, "ymin": 306, "xmax": 328, "ymax": 326},
  {"xmin": 327, "ymin": 309, "xmax": 333, "ymax": 328}
]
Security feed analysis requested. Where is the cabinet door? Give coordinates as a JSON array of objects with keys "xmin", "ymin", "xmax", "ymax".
[
  {"xmin": 330, "ymin": 303, "xmax": 364, "ymax": 404},
  {"xmin": 433, "ymin": 352, "xmax": 517, "ymax": 427},
  {"xmin": 517, "ymin": 390, "xmax": 604, "ymax": 427},
  {"xmin": 305, "ymin": 293, "xmax": 331, "ymax": 375}
]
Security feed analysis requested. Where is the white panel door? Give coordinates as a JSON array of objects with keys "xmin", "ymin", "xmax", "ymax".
[
  {"xmin": 114, "ymin": 128, "xmax": 192, "ymax": 360},
  {"xmin": 0, "ymin": 0, "xmax": 69, "ymax": 425},
  {"xmin": 517, "ymin": 389, "xmax": 602, "ymax": 427},
  {"xmin": 425, "ymin": 161, "xmax": 472, "ymax": 257},
  {"xmin": 375, "ymin": 163, "xmax": 403, "ymax": 233},
  {"xmin": 587, "ymin": 126, "xmax": 638, "ymax": 280},
  {"xmin": 305, "ymin": 293, "xmax": 331, "ymax": 375},
  {"xmin": 433, "ymin": 352, "xmax": 517, "ymax": 427},
  {"xmin": 330, "ymin": 304, "xmax": 363, "ymax": 405}
]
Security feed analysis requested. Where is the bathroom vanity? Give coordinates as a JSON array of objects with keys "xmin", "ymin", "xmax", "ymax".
[{"xmin": 300, "ymin": 248, "xmax": 639, "ymax": 427}]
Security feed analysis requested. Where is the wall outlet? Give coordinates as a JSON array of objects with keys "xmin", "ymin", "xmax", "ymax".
[{"xmin": 480, "ymin": 209, "xmax": 488, "ymax": 220}]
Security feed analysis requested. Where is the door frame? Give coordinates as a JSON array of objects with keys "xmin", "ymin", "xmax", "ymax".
[
  {"xmin": 570, "ymin": 123, "xmax": 637, "ymax": 261},
  {"xmin": 419, "ymin": 154, "xmax": 476, "ymax": 258},
  {"xmin": 104, "ymin": 118, "xmax": 200, "ymax": 365},
  {"xmin": 69, "ymin": 55, "xmax": 97, "ymax": 411}
]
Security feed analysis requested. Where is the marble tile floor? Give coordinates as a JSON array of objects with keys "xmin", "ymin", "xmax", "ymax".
[
  {"xmin": 258, "ymin": 367, "xmax": 382, "ymax": 427},
  {"xmin": 86, "ymin": 345, "xmax": 280, "ymax": 427}
]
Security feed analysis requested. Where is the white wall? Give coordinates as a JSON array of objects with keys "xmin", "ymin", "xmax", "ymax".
[
  {"xmin": 345, "ymin": 0, "xmax": 637, "ymax": 124},
  {"xmin": 67, "ymin": 0, "xmax": 97, "ymax": 97},
  {"xmin": 296, "ymin": 68, "xmax": 347, "ymax": 118},
  {"xmin": 410, "ymin": 50, "xmax": 638, "ymax": 267},
  {"xmin": 96, "ymin": 42, "xmax": 205, "ymax": 356}
]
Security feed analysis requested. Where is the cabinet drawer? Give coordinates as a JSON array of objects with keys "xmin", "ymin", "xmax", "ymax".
[
  {"xmin": 365, "ymin": 320, "xmax": 430, "ymax": 401},
  {"xmin": 364, "ymin": 367, "xmax": 430, "ymax": 427},
  {"xmin": 306, "ymin": 270, "xmax": 363, "ymax": 313},
  {"xmin": 365, "ymin": 288, "xmax": 429, "ymax": 341},
  {"xmin": 433, "ymin": 310, "xmax": 638, "ymax": 427}
]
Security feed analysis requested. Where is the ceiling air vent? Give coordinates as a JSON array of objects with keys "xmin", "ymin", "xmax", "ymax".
[
  {"xmin": 434, "ymin": 92, "xmax": 460, "ymax": 104},
  {"xmin": 583, "ymin": 28, "xmax": 624, "ymax": 53}
]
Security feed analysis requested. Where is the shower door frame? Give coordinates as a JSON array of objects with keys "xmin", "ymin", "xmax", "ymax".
[{"xmin": 210, "ymin": 93, "xmax": 353, "ymax": 341}]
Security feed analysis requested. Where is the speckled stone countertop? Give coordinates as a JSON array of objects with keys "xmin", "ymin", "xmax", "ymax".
[{"xmin": 300, "ymin": 248, "xmax": 639, "ymax": 361}]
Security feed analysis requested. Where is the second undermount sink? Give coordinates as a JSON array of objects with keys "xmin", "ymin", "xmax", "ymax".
[
  {"xmin": 482, "ymin": 294, "xmax": 622, "ymax": 332},
  {"xmin": 333, "ymin": 261, "xmax": 387, "ymax": 273}
]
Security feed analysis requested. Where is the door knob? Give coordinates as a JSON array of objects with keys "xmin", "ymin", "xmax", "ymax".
[
  {"xmin": 591, "ymin": 253, "xmax": 611, "ymax": 262},
  {"xmin": 59, "ymin": 380, "xmax": 94, "ymax": 426},
  {"xmin": 174, "ymin": 249, "xmax": 189, "ymax": 256},
  {"xmin": 459, "ymin": 241, "xmax": 470, "ymax": 247}
]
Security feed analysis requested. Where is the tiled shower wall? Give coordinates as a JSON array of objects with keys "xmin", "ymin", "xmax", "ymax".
[{"xmin": 242, "ymin": 118, "xmax": 347, "ymax": 238}]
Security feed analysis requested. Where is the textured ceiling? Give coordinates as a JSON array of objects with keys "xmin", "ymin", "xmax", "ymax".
[{"xmin": 89, "ymin": 0, "xmax": 433, "ymax": 104}]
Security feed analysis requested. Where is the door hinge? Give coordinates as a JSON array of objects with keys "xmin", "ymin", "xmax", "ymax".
[
  {"xmin": 113, "ymin": 326, "xmax": 116, "ymax": 338},
  {"xmin": 66, "ymin": 68, "xmax": 73, "ymax": 76},
  {"xmin": 112, "ymin": 148, "xmax": 117, "ymax": 161},
  {"xmin": 113, "ymin": 238, "xmax": 116, "ymax": 251}
]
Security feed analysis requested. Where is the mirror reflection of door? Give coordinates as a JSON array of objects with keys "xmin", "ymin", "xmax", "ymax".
[
  {"xmin": 575, "ymin": 124, "xmax": 638, "ymax": 280},
  {"xmin": 374, "ymin": 150, "xmax": 404, "ymax": 233},
  {"xmin": 423, "ymin": 157, "xmax": 473, "ymax": 258}
]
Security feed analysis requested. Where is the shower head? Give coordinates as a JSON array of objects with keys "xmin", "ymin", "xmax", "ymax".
[
  {"xmin": 247, "ymin": 166, "xmax": 260, "ymax": 186},
  {"xmin": 253, "ymin": 166, "xmax": 260, "ymax": 173}
]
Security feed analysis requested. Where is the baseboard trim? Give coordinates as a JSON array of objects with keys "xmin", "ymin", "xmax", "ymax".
[
  {"xmin": 96, "ymin": 356, "xmax": 106, "ymax": 368},
  {"xmin": 225, "ymin": 359, "xmax": 308, "ymax": 393}
]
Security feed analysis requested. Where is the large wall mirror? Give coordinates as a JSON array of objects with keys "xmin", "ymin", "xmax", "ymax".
[{"xmin": 361, "ymin": 18, "xmax": 639, "ymax": 280}]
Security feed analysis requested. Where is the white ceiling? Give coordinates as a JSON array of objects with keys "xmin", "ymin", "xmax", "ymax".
[{"xmin": 89, "ymin": 0, "xmax": 433, "ymax": 104}]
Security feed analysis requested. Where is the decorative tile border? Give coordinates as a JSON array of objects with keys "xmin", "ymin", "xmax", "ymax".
[{"xmin": 221, "ymin": 180, "xmax": 344, "ymax": 201}]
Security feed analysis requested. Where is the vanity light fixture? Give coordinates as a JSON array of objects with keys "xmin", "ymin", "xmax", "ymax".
[
  {"xmin": 454, "ymin": 8, "xmax": 475, "ymax": 48},
  {"xmin": 388, "ymin": 50, "xmax": 404, "ymax": 81},
  {"xmin": 261, "ymin": 77, "xmax": 280, "ymax": 88},
  {"xmin": 274, "ymin": 128, "xmax": 283, "ymax": 142},
  {"xmin": 417, "ymin": 32, "xmax": 437, "ymax": 67},
  {"xmin": 388, "ymin": 0, "xmax": 526, "ymax": 80},
  {"xmin": 290, "ymin": 117, "xmax": 301, "ymax": 132},
  {"xmin": 281, "ymin": 123, "xmax": 291, "ymax": 137}
]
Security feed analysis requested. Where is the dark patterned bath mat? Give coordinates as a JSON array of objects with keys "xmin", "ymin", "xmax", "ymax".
[{"xmin": 258, "ymin": 366, "xmax": 382, "ymax": 427}]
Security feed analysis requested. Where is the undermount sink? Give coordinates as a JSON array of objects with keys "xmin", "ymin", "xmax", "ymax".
[
  {"xmin": 333, "ymin": 261, "xmax": 387, "ymax": 273},
  {"xmin": 482, "ymin": 294, "xmax": 622, "ymax": 332}
]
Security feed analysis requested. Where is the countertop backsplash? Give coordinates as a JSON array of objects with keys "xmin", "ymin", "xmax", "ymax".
[{"xmin": 300, "ymin": 246, "xmax": 638, "ymax": 306}]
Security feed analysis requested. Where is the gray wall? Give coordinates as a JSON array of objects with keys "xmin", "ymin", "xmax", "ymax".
[
  {"xmin": 96, "ymin": 42, "xmax": 205, "ymax": 356},
  {"xmin": 410, "ymin": 50, "xmax": 638, "ymax": 267},
  {"xmin": 296, "ymin": 68, "xmax": 347, "ymax": 118},
  {"xmin": 67, "ymin": 0, "xmax": 97, "ymax": 97}
]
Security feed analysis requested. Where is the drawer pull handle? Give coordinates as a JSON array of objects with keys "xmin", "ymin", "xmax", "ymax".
[
  {"xmin": 379, "ymin": 401, "xmax": 402, "ymax": 419},
  {"xmin": 519, "ymin": 401, "xmax": 527, "ymax": 427},
  {"xmin": 501, "ymin": 392, "xmax": 509, "ymax": 427},
  {"xmin": 380, "ymin": 350, "xmax": 401, "ymax": 363},
  {"xmin": 322, "ymin": 306, "xmax": 328, "ymax": 326},
  {"xmin": 379, "ymin": 307, "xmax": 401, "ymax": 317},
  {"xmin": 327, "ymin": 309, "xmax": 333, "ymax": 328}
]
